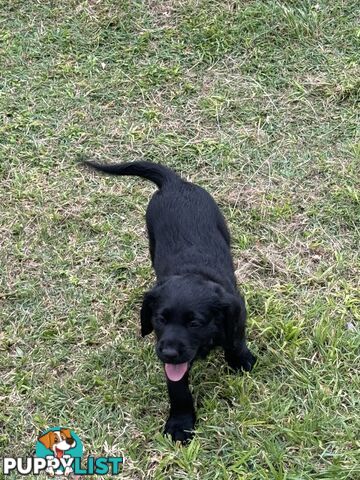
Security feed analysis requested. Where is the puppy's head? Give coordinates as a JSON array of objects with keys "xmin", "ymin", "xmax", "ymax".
[
  {"xmin": 141, "ymin": 275, "xmax": 242, "ymax": 382},
  {"xmin": 38, "ymin": 429, "xmax": 76, "ymax": 458}
]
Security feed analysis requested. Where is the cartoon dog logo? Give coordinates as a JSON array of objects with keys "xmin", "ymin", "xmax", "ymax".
[
  {"xmin": 38, "ymin": 428, "xmax": 76, "ymax": 459},
  {"xmin": 37, "ymin": 428, "xmax": 79, "ymax": 476}
]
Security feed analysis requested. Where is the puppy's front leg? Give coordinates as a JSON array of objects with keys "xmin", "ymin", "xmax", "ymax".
[{"xmin": 164, "ymin": 371, "xmax": 195, "ymax": 444}]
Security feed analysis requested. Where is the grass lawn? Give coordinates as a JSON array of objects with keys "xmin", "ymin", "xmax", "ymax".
[{"xmin": 1, "ymin": 1, "xmax": 359, "ymax": 478}]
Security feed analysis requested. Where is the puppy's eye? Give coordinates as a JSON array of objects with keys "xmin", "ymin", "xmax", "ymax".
[
  {"xmin": 188, "ymin": 317, "xmax": 202, "ymax": 328},
  {"xmin": 189, "ymin": 320, "xmax": 200, "ymax": 328},
  {"xmin": 186, "ymin": 312, "xmax": 201, "ymax": 328},
  {"xmin": 156, "ymin": 315, "xmax": 167, "ymax": 325}
]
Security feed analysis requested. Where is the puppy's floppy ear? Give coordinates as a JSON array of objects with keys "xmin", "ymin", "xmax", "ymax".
[
  {"xmin": 60, "ymin": 428, "xmax": 71, "ymax": 439},
  {"xmin": 210, "ymin": 283, "xmax": 246, "ymax": 342},
  {"xmin": 140, "ymin": 287, "xmax": 160, "ymax": 337},
  {"xmin": 38, "ymin": 431, "xmax": 55, "ymax": 450},
  {"xmin": 221, "ymin": 292, "xmax": 246, "ymax": 342}
]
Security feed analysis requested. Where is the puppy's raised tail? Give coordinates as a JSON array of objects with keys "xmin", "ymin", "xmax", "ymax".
[{"xmin": 82, "ymin": 160, "xmax": 181, "ymax": 189}]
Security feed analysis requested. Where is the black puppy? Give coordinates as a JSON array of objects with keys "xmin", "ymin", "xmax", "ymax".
[{"xmin": 83, "ymin": 160, "xmax": 256, "ymax": 443}]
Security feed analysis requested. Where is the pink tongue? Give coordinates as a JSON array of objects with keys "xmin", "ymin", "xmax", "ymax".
[
  {"xmin": 55, "ymin": 447, "xmax": 64, "ymax": 459},
  {"xmin": 164, "ymin": 362, "xmax": 188, "ymax": 382}
]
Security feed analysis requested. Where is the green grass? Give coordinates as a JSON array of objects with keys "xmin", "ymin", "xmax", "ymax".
[{"xmin": 1, "ymin": 0, "xmax": 359, "ymax": 478}]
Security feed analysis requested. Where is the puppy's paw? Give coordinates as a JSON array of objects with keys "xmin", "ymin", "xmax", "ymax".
[
  {"xmin": 164, "ymin": 413, "xmax": 195, "ymax": 444},
  {"xmin": 226, "ymin": 348, "xmax": 256, "ymax": 373}
]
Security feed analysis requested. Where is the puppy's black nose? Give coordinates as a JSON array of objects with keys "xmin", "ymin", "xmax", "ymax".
[
  {"xmin": 66, "ymin": 437, "xmax": 75, "ymax": 446},
  {"xmin": 161, "ymin": 347, "xmax": 178, "ymax": 361}
]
